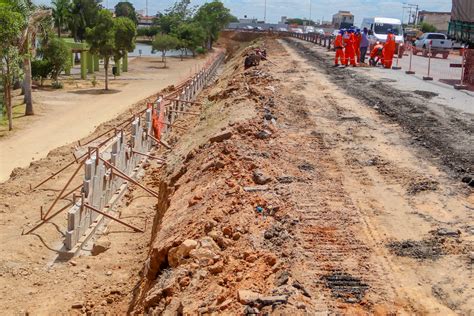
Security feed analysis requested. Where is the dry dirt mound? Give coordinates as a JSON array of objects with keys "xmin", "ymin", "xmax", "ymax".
[{"xmin": 130, "ymin": 36, "xmax": 474, "ymax": 315}]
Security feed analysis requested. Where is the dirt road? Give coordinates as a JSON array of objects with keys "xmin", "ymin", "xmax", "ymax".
[
  {"xmin": 0, "ymin": 56, "xmax": 206, "ymax": 182},
  {"xmin": 0, "ymin": 35, "xmax": 472, "ymax": 314}
]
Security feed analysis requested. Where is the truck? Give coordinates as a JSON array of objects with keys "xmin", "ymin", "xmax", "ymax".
[
  {"xmin": 413, "ymin": 33, "xmax": 453, "ymax": 58},
  {"xmin": 447, "ymin": 0, "xmax": 473, "ymax": 86},
  {"xmin": 448, "ymin": 0, "xmax": 473, "ymax": 47},
  {"xmin": 361, "ymin": 17, "xmax": 405, "ymax": 57}
]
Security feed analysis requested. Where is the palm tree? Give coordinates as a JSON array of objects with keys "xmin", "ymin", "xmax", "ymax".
[
  {"xmin": 52, "ymin": 0, "xmax": 70, "ymax": 38},
  {"xmin": 4, "ymin": 0, "xmax": 51, "ymax": 116}
]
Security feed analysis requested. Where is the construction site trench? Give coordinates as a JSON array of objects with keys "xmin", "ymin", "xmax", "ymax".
[{"xmin": 0, "ymin": 32, "xmax": 473, "ymax": 315}]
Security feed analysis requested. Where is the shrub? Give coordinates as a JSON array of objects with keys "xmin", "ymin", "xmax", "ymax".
[
  {"xmin": 195, "ymin": 47, "xmax": 206, "ymax": 55},
  {"xmin": 42, "ymin": 37, "xmax": 72, "ymax": 81},
  {"xmin": 31, "ymin": 60, "xmax": 53, "ymax": 86}
]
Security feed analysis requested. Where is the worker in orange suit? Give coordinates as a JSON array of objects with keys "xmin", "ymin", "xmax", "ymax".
[
  {"xmin": 333, "ymin": 29, "xmax": 345, "ymax": 67},
  {"xmin": 344, "ymin": 28, "xmax": 357, "ymax": 67},
  {"xmin": 383, "ymin": 29, "xmax": 396, "ymax": 68},
  {"xmin": 354, "ymin": 29, "xmax": 362, "ymax": 62},
  {"xmin": 369, "ymin": 42, "xmax": 384, "ymax": 66}
]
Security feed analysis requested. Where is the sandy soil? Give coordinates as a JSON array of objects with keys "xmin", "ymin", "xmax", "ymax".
[
  {"xmin": 0, "ymin": 56, "xmax": 206, "ymax": 182},
  {"xmin": 0, "ymin": 34, "xmax": 472, "ymax": 315}
]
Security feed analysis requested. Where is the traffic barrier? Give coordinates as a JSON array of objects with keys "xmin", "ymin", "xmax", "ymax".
[
  {"xmin": 400, "ymin": 43, "xmax": 470, "ymax": 89},
  {"xmin": 423, "ymin": 42, "xmax": 434, "ymax": 80}
]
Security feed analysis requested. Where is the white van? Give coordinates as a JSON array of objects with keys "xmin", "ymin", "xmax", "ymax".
[{"xmin": 361, "ymin": 17, "xmax": 405, "ymax": 57}]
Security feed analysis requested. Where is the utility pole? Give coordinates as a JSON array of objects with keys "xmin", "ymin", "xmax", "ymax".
[
  {"xmin": 264, "ymin": 0, "xmax": 267, "ymax": 23},
  {"xmin": 309, "ymin": 0, "xmax": 312, "ymax": 24},
  {"xmin": 146, "ymin": 0, "xmax": 148, "ymax": 17}
]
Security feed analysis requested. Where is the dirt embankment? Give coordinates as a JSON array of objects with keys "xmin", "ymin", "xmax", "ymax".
[{"xmin": 131, "ymin": 37, "xmax": 473, "ymax": 315}]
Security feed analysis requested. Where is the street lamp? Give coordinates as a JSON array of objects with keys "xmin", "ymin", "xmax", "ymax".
[{"xmin": 264, "ymin": 0, "xmax": 267, "ymax": 23}]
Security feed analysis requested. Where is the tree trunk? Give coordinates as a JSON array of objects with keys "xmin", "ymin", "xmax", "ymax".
[
  {"xmin": 6, "ymin": 62, "xmax": 13, "ymax": 131},
  {"xmin": 23, "ymin": 57, "xmax": 34, "ymax": 115},
  {"xmin": 104, "ymin": 57, "xmax": 109, "ymax": 90},
  {"xmin": 162, "ymin": 51, "xmax": 165, "ymax": 62},
  {"xmin": 57, "ymin": 20, "xmax": 61, "ymax": 38}
]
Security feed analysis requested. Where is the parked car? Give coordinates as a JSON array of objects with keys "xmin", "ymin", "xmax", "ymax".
[{"xmin": 413, "ymin": 33, "xmax": 453, "ymax": 58}]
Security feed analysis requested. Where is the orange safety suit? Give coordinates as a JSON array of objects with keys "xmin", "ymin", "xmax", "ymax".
[
  {"xmin": 354, "ymin": 33, "xmax": 362, "ymax": 62},
  {"xmin": 344, "ymin": 33, "xmax": 357, "ymax": 66},
  {"xmin": 334, "ymin": 34, "xmax": 345, "ymax": 65},
  {"xmin": 383, "ymin": 33, "xmax": 396, "ymax": 68},
  {"xmin": 369, "ymin": 44, "xmax": 384, "ymax": 65}
]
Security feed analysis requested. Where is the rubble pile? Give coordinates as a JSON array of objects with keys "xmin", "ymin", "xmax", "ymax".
[{"xmin": 131, "ymin": 41, "xmax": 314, "ymax": 314}]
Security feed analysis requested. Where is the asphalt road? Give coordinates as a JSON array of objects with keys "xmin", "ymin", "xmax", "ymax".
[{"xmin": 395, "ymin": 50, "xmax": 464, "ymax": 84}]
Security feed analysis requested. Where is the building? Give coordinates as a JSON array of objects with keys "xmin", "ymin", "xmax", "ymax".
[
  {"xmin": 280, "ymin": 16, "xmax": 288, "ymax": 24},
  {"xmin": 418, "ymin": 11, "xmax": 451, "ymax": 33},
  {"xmin": 137, "ymin": 15, "xmax": 154, "ymax": 27},
  {"xmin": 332, "ymin": 11, "xmax": 354, "ymax": 29},
  {"xmin": 239, "ymin": 16, "xmax": 258, "ymax": 24}
]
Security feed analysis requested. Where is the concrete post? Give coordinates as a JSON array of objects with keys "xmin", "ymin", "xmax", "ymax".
[
  {"xmin": 122, "ymin": 54, "xmax": 128, "ymax": 72},
  {"xmin": 87, "ymin": 51, "xmax": 94, "ymax": 74},
  {"xmin": 80, "ymin": 51, "xmax": 87, "ymax": 80},
  {"xmin": 94, "ymin": 55, "xmax": 100, "ymax": 71}
]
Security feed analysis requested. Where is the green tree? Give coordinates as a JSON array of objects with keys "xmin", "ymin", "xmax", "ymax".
[
  {"xmin": 42, "ymin": 37, "xmax": 71, "ymax": 81},
  {"xmin": 174, "ymin": 22, "xmax": 206, "ymax": 57},
  {"xmin": 115, "ymin": 1, "xmax": 138, "ymax": 25},
  {"xmin": 229, "ymin": 14, "xmax": 238, "ymax": 23},
  {"xmin": 86, "ymin": 9, "xmax": 115, "ymax": 90},
  {"xmin": 113, "ymin": 16, "xmax": 136, "ymax": 72},
  {"xmin": 194, "ymin": 0, "xmax": 232, "ymax": 49},
  {"xmin": 31, "ymin": 59, "xmax": 53, "ymax": 86},
  {"xmin": 286, "ymin": 18, "xmax": 315, "ymax": 26},
  {"xmin": 0, "ymin": 8, "xmax": 25, "ymax": 130},
  {"xmin": 152, "ymin": 34, "xmax": 180, "ymax": 67},
  {"xmin": 153, "ymin": 0, "xmax": 192, "ymax": 34},
  {"xmin": 52, "ymin": 0, "xmax": 70, "ymax": 37},
  {"xmin": 137, "ymin": 26, "xmax": 159, "ymax": 39},
  {"xmin": 69, "ymin": 0, "xmax": 101, "ymax": 42},
  {"xmin": 420, "ymin": 22, "xmax": 437, "ymax": 33}
]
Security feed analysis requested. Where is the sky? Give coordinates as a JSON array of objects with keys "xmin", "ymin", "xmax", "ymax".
[{"xmin": 33, "ymin": 0, "xmax": 452, "ymax": 25}]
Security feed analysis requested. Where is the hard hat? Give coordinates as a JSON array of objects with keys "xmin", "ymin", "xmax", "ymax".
[
  {"xmin": 339, "ymin": 30, "xmax": 344, "ymax": 35},
  {"xmin": 356, "ymin": 28, "xmax": 361, "ymax": 32},
  {"xmin": 387, "ymin": 29, "xmax": 392, "ymax": 34}
]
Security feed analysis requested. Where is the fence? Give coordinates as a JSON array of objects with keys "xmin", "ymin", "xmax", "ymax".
[
  {"xmin": 24, "ymin": 50, "xmax": 225, "ymax": 257},
  {"xmin": 284, "ymin": 31, "xmax": 473, "ymax": 91}
]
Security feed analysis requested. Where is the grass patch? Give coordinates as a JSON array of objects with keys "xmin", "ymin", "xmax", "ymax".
[{"xmin": 0, "ymin": 102, "xmax": 26, "ymax": 136}]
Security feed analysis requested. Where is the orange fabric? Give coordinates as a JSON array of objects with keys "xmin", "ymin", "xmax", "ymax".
[
  {"xmin": 354, "ymin": 33, "xmax": 362, "ymax": 62},
  {"xmin": 334, "ymin": 34, "xmax": 345, "ymax": 65},
  {"xmin": 344, "ymin": 33, "xmax": 356, "ymax": 66},
  {"xmin": 150, "ymin": 101, "xmax": 167, "ymax": 140},
  {"xmin": 370, "ymin": 44, "xmax": 384, "ymax": 58},
  {"xmin": 383, "ymin": 34, "xmax": 396, "ymax": 68},
  {"xmin": 334, "ymin": 34, "xmax": 343, "ymax": 47}
]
